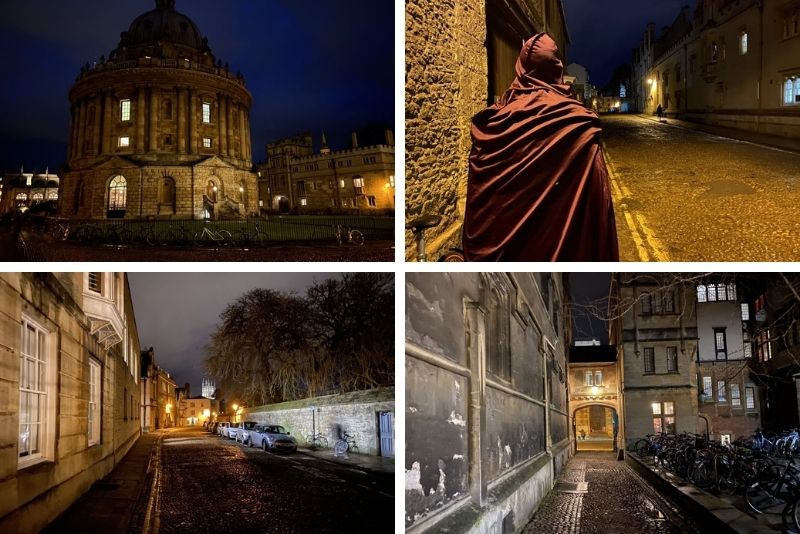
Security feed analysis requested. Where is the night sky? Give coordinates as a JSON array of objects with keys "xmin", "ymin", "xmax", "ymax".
[
  {"xmin": 563, "ymin": 0, "xmax": 690, "ymax": 88},
  {"xmin": 568, "ymin": 273, "xmax": 612, "ymax": 344},
  {"xmin": 128, "ymin": 273, "xmax": 338, "ymax": 397},
  {"xmin": 0, "ymin": 0, "xmax": 393, "ymax": 173}
]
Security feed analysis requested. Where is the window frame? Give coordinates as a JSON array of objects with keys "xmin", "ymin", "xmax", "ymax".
[
  {"xmin": 202, "ymin": 102, "xmax": 212, "ymax": 124},
  {"xmin": 745, "ymin": 386, "xmax": 756, "ymax": 410},
  {"xmin": 666, "ymin": 346, "xmax": 678, "ymax": 373},
  {"xmin": 88, "ymin": 358, "xmax": 101, "ymax": 446},
  {"xmin": 18, "ymin": 315, "xmax": 55, "ymax": 469},
  {"xmin": 643, "ymin": 347, "xmax": 655, "ymax": 374},
  {"xmin": 717, "ymin": 380, "xmax": 727, "ymax": 403},
  {"xmin": 120, "ymin": 99, "xmax": 131, "ymax": 122},
  {"xmin": 702, "ymin": 376, "xmax": 712, "ymax": 398},
  {"xmin": 118, "ymin": 136, "xmax": 130, "ymax": 148},
  {"xmin": 714, "ymin": 328, "xmax": 727, "ymax": 360},
  {"xmin": 731, "ymin": 383, "xmax": 741, "ymax": 407}
]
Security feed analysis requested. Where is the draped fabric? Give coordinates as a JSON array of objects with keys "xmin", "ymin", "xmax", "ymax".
[{"xmin": 463, "ymin": 33, "xmax": 619, "ymax": 262}]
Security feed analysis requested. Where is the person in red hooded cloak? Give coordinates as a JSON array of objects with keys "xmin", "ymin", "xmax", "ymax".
[{"xmin": 463, "ymin": 33, "xmax": 619, "ymax": 262}]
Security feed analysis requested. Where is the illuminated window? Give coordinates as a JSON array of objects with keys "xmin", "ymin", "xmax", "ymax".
[
  {"xmin": 721, "ymin": 434, "xmax": 731, "ymax": 445},
  {"xmin": 15, "ymin": 193, "xmax": 27, "ymax": 201},
  {"xmin": 714, "ymin": 328, "xmax": 727, "ymax": 360},
  {"xmin": 300, "ymin": 198, "xmax": 308, "ymax": 206},
  {"xmin": 784, "ymin": 76, "xmax": 800, "ymax": 105},
  {"xmin": 389, "ymin": 175, "xmax": 395, "ymax": 187},
  {"xmin": 203, "ymin": 137, "xmax": 212, "ymax": 148},
  {"xmin": 19, "ymin": 317, "xmax": 51, "ymax": 467},
  {"xmin": 697, "ymin": 284, "xmax": 707, "ymax": 303},
  {"xmin": 619, "ymin": 83, "xmax": 626, "ymax": 97},
  {"xmin": 584, "ymin": 371, "xmax": 593, "ymax": 386},
  {"xmin": 202, "ymin": 102, "xmax": 211, "ymax": 124},
  {"xmin": 741, "ymin": 303, "xmax": 750, "ymax": 321},
  {"xmin": 643, "ymin": 347, "xmax": 655, "ymax": 374},
  {"xmin": 120, "ymin": 99, "xmax": 131, "ymax": 121},
  {"xmin": 89, "ymin": 359, "xmax": 100, "ymax": 445},
  {"xmin": 731, "ymin": 383, "xmax": 741, "ymax": 407},
  {"xmin": 108, "ymin": 175, "xmax": 127, "ymax": 210},
  {"xmin": 118, "ymin": 136, "xmax": 130, "ymax": 148},
  {"xmin": 702, "ymin": 376, "xmax": 712, "ymax": 398},
  {"xmin": 740, "ymin": 32, "xmax": 748, "ymax": 55},
  {"xmin": 745, "ymin": 387, "xmax": 755, "ymax": 410},
  {"xmin": 367, "ymin": 196, "xmax": 376, "ymax": 207},
  {"xmin": 31, "ymin": 193, "xmax": 43, "ymax": 202},
  {"xmin": 652, "ymin": 401, "xmax": 675, "ymax": 434},
  {"xmin": 353, "ymin": 177, "xmax": 364, "ymax": 195},
  {"xmin": 595, "ymin": 370, "xmax": 603, "ymax": 386}
]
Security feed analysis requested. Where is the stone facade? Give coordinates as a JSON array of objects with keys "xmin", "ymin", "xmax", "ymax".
[
  {"xmin": 612, "ymin": 274, "xmax": 700, "ymax": 447},
  {"xmin": 58, "ymin": 0, "xmax": 258, "ymax": 220},
  {"xmin": 632, "ymin": 0, "xmax": 800, "ymax": 137},
  {"xmin": 0, "ymin": 273, "xmax": 141, "ymax": 533},
  {"xmin": 405, "ymin": 273, "xmax": 571, "ymax": 532},
  {"xmin": 240, "ymin": 387, "xmax": 395, "ymax": 457},
  {"xmin": 568, "ymin": 346, "xmax": 622, "ymax": 451},
  {"xmin": 140, "ymin": 347, "xmax": 177, "ymax": 432},
  {"xmin": 259, "ymin": 132, "xmax": 395, "ymax": 214},
  {"xmin": 178, "ymin": 395, "xmax": 219, "ymax": 426},
  {"xmin": 0, "ymin": 170, "xmax": 59, "ymax": 215},
  {"xmin": 405, "ymin": 0, "xmax": 570, "ymax": 259}
]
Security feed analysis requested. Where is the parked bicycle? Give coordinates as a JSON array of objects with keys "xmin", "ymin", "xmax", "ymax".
[
  {"xmin": 194, "ymin": 223, "xmax": 232, "ymax": 246},
  {"xmin": 306, "ymin": 433, "xmax": 328, "ymax": 450},
  {"xmin": 238, "ymin": 223, "xmax": 266, "ymax": 245},
  {"xmin": 334, "ymin": 225, "xmax": 364, "ymax": 246},
  {"xmin": 51, "ymin": 220, "xmax": 73, "ymax": 241},
  {"xmin": 406, "ymin": 214, "xmax": 464, "ymax": 261},
  {"xmin": 334, "ymin": 432, "xmax": 359, "ymax": 455}
]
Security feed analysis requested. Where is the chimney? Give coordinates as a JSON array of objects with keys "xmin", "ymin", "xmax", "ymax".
[
  {"xmin": 384, "ymin": 129, "xmax": 394, "ymax": 146},
  {"xmin": 351, "ymin": 132, "xmax": 359, "ymax": 149}
]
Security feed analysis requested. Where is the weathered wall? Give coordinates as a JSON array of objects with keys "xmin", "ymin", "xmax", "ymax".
[
  {"xmin": 406, "ymin": 272, "xmax": 571, "ymax": 531},
  {"xmin": 0, "ymin": 273, "xmax": 141, "ymax": 533},
  {"xmin": 405, "ymin": 0, "xmax": 488, "ymax": 259},
  {"xmin": 241, "ymin": 387, "xmax": 395, "ymax": 457}
]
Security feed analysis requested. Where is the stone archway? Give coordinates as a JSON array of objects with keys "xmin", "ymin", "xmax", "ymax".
[
  {"xmin": 273, "ymin": 195, "xmax": 289, "ymax": 214},
  {"xmin": 573, "ymin": 404, "xmax": 618, "ymax": 452}
]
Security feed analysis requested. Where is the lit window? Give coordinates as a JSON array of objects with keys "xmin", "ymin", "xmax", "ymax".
[
  {"xmin": 717, "ymin": 380, "xmax": 727, "ymax": 403},
  {"xmin": 19, "ymin": 317, "xmax": 51, "ymax": 467},
  {"xmin": 118, "ymin": 136, "xmax": 130, "ymax": 148},
  {"xmin": 697, "ymin": 284, "xmax": 707, "ymax": 303},
  {"xmin": 353, "ymin": 177, "xmax": 364, "ymax": 195},
  {"xmin": 339, "ymin": 179, "xmax": 345, "ymax": 188},
  {"xmin": 595, "ymin": 370, "xmax": 603, "ymax": 386},
  {"xmin": 203, "ymin": 137, "xmax": 212, "ymax": 148},
  {"xmin": 740, "ymin": 32, "xmax": 748, "ymax": 55},
  {"xmin": 89, "ymin": 359, "xmax": 100, "ymax": 445},
  {"xmin": 108, "ymin": 175, "xmax": 127, "ymax": 210},
  {"xmin": 202, "ymin": 102, "xmax": 211, "ymax": 124},
  {"xmin": 721, "ymin": 434, "xmax": 731, "ymax": 445},
  {"xmin": 741, "ymin": 303, "xmax": 750, "ymax": 321},
  {"xmin": 702, "ymin": 376, "xmax": 712, "ymax": 398},
  {"xmin": 620, "ymin": 83, "xmax": 626, "ymax": 98},
  {"xmin": 389, "ymin": 175, "xmax": 395, "ymax": 187},
  {"xmin": 745, "ymin": 387, "xmax": 755, "ymax": 410},
  {"xmin": 120, "ymin": 99, "xmax": 131, "ymax": 121},
  {"xmin": 727, "ymin": 283, "xmax": 736, "ymax": 301},
  {"xmin": 731, "ymin": 383, "xmax": 741, "ymax": 407},
  {"xmin": 652, "ymin": 401, "xmax": 675, "ymax": 434},
  {"xmin": 584, "ymin": 371, "xmax": 593, "ymax": 386},
  {"xmin": 300, "ymin": 198, "xmax": 308, "ymax": 206}
]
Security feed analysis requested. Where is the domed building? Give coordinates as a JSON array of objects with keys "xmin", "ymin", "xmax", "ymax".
[{"xmin": 59, "ymin": 0, "xmax": 258, "ymax": 220}]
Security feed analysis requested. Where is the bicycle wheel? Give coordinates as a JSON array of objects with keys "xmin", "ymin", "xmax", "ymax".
[
  {"xmin": 334, "ymin": 440, "xmax": 348, "ymax": 455},
  {"xmin": 193, "ymin": 231, "xmax": 206, "ymax": 246},
  {"xmin": 217, "ymin": 230, "xmax": 232, "ymax": 245},
  {"xmin": 350, "ymin": 230, "xmax": 364, "ymax": 246},
  {"xmin": 746, "ymin": 476, "xmax": 789, "ymax": 514},
  {"xmin": 439, "ymin": 248, "xmax": 465, "ymax": 262},
  {"xmin": 634, "ymin": 439, "xmax": 650, "ymax": 458}
]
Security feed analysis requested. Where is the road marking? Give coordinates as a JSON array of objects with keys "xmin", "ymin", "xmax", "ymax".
[{"xmin": 601, "ymin": 141, "xmax": 671, "ymax": 262}]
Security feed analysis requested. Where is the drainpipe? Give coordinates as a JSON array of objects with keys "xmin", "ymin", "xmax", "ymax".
[{"xmin": 698, "ymin": 413, "xmax": 711, "ymax": 440}]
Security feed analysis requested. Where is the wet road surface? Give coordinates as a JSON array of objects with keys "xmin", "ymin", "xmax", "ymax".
[
  {"xmin": 522, "ymin": 452, "xmax": 703, "ymax": 534},
  {"xmin": 601, "ymin": 115, "xmax": 800, "ymax": 262},
  {"xmin": 156, "ymin": 427, "xmax": 393, "ymax": 533}
]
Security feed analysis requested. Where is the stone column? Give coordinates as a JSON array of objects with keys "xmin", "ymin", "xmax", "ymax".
[
  {"xmin": 239, "ymin": 106, "xmax": 246, "ymax": 162},
  {"xmin": 69, "ymin": 106, "xmax": 78, "ymax": 160},
  {"xmin": 189, "ymin": 89, "xmax": 197, "ymax": 154},
  {"xmin": 226, "ymin": 97, "xmax": 234, "ymax": 157},
  {"xmin": 244, "ymin": 113, "xmax": 251, "ymax": 163},
  {"xmin": 102, "ymin": 92, "xmax": 113, "ymax": 155},
  {"xmin": 149, "ymin": 88, "xmax": 159, "ymax": 152},
  {"xmin": 218, "ymin": 94, "xmax": 227, "ymax": 157},
  {"xmin": 76, "ymin": 101, "xmax": 87, "ymax": 159},
  {"xmin": 136, "ymin": 87, "xmax": 146, "ymax": 153},
  {"xmin": 177, "ymin": 87, "xmax": 186, "ymax": 154},
  {"xmin": 91, "ymin": 95, "xmax": 102, "ymax": 156}
]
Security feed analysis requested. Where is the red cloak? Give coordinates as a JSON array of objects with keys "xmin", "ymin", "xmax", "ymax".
[{"xmin": 463, "ymin": 33, "xmax": 619, "ymax": 262}]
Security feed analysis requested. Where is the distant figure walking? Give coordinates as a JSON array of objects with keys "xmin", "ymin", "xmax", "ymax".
[{"xmin": 656, "ymin": 104, "xmax": 664, "ymax": 121}]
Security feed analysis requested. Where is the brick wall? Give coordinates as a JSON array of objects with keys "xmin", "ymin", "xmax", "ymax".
[{"xmin": 241, "ymin": 387, "xmax": 394, "ymax": 457}]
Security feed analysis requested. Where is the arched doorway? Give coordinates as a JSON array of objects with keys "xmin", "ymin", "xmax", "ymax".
[
  {"xmin": 273, "ymin": 195, "xmax": 289, "ymax": 214},
  {"xmin": 573, "ymin": 405, "xmax": 617, "ymax": 452}
]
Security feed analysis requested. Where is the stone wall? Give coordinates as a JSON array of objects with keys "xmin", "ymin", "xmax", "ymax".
[
  {"xmin": 405, "ymin": 0, "xmax": 488, "ymax": 259},
  {"xmin": 241, "ymin": 387, "xmax": 395, "ymax": 457}
]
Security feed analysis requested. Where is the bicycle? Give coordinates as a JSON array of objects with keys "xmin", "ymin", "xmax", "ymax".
[
  {"xmin": 334, "ymin": 225, "xmax": 364, "ymax": 246},
  {"xmin": 334, "ymin": 432, "xmax": 359, "ymax": 455},
  {"xmin": 406, "ymin": 214, "xmax": 464, "ymax": 261},
  {"xmin": 194, "ymin": 223, "xmax": 232, "ymax": 246},
  {"xmin": 238, "ymin": 223, "xmax": 266, "ymax": 245},
  {"xmin": 51, "ymin": 220, "xmax": 73, "ymax": 241},
  {"xmin": 306, "ymin": 433, "xmax": 328, "ymax": 450}
]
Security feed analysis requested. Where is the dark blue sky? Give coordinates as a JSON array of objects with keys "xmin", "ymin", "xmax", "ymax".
[
  {"xmin": 0, "ymin": 0, "xmax": 393, "ymax": 172},
  {"xmin": 563, "ymin": 0, "xmax": 690, "ymax": 88}
]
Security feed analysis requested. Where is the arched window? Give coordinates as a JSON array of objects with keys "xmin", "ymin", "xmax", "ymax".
[
  {"xmin": 160, "ymin": 177, "xmax": 175, "ymax": 204},
  {"xmin": 696, "ymin": 284, "xmax": 707, "ymax": 303},
  {"xmin": 108, "ymin": 175, "xmax": 127, "ymax": 211},
  {"xmin": 206, "ymin": 180, "xmax": 217, "ymax": 202},
  {"xmin": 31, "ymin": 193, "xmax": 44, "ymax": 203},
  {"xmin": 47, "ymin": 191, "xmax": 58, "ymax": 200},
  {"xmin": 15, "ymin": 193, "xmax": 28, "ymax": 201},
  {"xmin": 785, "ymin": 79, "xmax": 795, "ymax": 105}
]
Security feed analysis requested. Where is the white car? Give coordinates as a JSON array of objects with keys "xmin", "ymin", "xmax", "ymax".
[
  {"xmin": 248, "ymin": 424, "xmax": 298, "ymax": 452},
  {"xmin": 226, "ymin": 423, "xmax": 240, "ymax": 439},
  {"xmin": 236, "ymin": 421, "xmax": 259, "ymax": 444},
  {"xmin": 216, "ymin": 422, "xmax": 230, "ymax": 437}
]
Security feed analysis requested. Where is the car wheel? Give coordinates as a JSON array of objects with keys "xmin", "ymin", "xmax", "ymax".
[{"xmin": 262, "ymin": 440, "xmax": 268, "ymax": 451}]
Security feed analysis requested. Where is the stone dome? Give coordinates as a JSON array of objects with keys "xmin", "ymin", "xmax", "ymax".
[{"xmin": 116, "ymin": 0, "xmax": 211, "ymax": 58}]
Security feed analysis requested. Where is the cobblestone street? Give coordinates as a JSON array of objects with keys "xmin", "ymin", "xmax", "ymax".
[
  {"xmin": 601, "ymin": 115, "xmax": 800, "ymax": 262},
  {"xmin": 523, "ymin": 453, "xmax": 703, "ymax": 534},
  {"xmin": 156, "ymin": 427, "xmax": 392, "ymax": 533}
]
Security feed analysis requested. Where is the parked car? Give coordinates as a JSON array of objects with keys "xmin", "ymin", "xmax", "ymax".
[
  {"xmin": 226, "ymin": 423, "xmax": 240, "ymax": 439},
  {"xmin": 209, "ymin": 421, "xmax": 219, "ymax": 434},
  {"xmin": 236, "ymin": 421, "xmax": 259, "ymax": 444},
  {"xmin": 249, "ymin": 424, "xmax": 298, "ymax": 452},
  {"xmin": 216, "ymin": 422, "xmax": 230, "ymax": 437}
]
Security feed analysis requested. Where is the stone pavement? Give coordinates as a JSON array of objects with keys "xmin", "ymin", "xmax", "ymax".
[
  {"xmin": 296, "ymin": 445, "xmax": 395, "ymax": 475},
  {"xmin": 43, "ymin": 431, "xmax": 161, "ymax": 534},
  {"xmin": 522, "ymin": 452, "xmax": 704, "ymax": 534}
]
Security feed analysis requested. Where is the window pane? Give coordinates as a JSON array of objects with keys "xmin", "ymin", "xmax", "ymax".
[
  {"xmin": 718, "ymin": 380, "xmax": 726, "ymax": 402},
  {"xmin": 652, "ymin": 402, "xmax": 661, "ymax": 415},
  {"xmin": 703, "ymin": 376, "xmax": 712, "ymax": 397},
  {"xmin": 727, "ymin": 283, "xmax": 736, "ymax": 301},
  {"xmin": 708, "ymin": 284, "xmax": 717, "ymax": 301},
  {"xmin": 664, "ymin": 416, "xmax": 675, "ymax": 434},
  {"xmin": 653, "ymin": 418, "xmax": 663, "ymax": 434},
  {"xmin": 715, "ymin": 332, "xmax": 725, "ymax": 350},
  {"xmin": 697, "ymin": 285, "xmax": 707, "ymax": 303},
  {"xmin": 731, "ymin": 384, "xmax": 741, "ymax": 406},
  {"xmin": 741, "ymin": 303, "xmax": 749, "ymax": 321},
  {"xmin": 664, "ymin": 402, "xmax": 674, "ymax": 415},
  {"xmin": 595, "ymin": 370, "xmax": 603, "ymax": 386},
  {"xmin": 121, "ymin": 100, "xmax": 131, "ymax": 121},
  {"xmin": 746, "ymin": 387, "xmax": 755, "ymax": 409}
]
